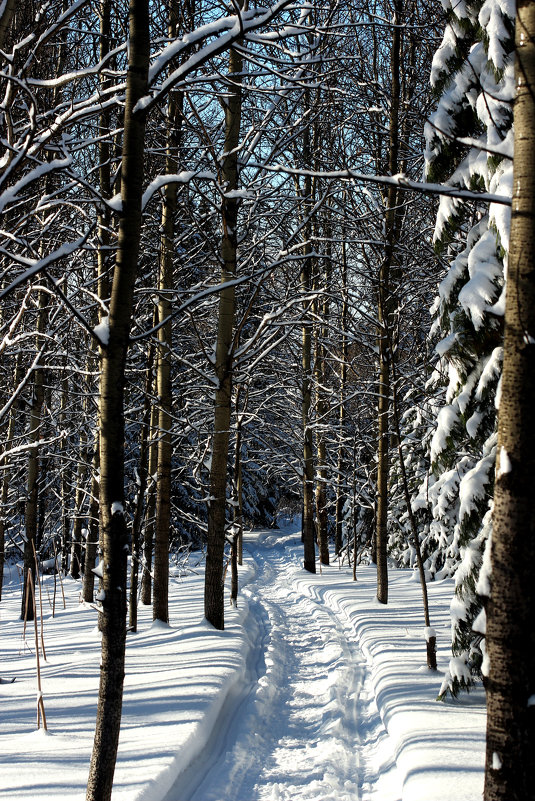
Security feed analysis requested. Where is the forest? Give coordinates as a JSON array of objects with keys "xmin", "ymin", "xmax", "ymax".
[{"xmin": 0, "ymin": 0, "xmax": 534, "ymax": 799}]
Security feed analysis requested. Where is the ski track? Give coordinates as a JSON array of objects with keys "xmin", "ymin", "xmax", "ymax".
[{"xmin": 166, "ymin": 532, "xmax": 370, "ymax": 801}]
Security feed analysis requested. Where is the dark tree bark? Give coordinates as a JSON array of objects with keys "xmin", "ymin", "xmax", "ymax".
[
  {"xmin": 21, "ymin": 290, "xmax": 48, "ymax": 620},
  {"xmin": 81, "ymin": 438, "xmax": 100, "ymax": 603},
  {"xmin": 204, "ymin": 31, "xmax": 243, "ymax": 630},
  {"xmin": 233, "ymin": 383, "xmax": 245, "ymax": 566},
  {"xmin": 300, "ymin": 95, "xmax": 316, "ymax": 575},
  {"xmin": 375, "ymin": 0, "xmax": 402, "ymax": 605},
  {"xmin": 82, "ymin": 0, "xmax": 112, "ymax": 607},
  {"xmin": 0, "ymin": 0, "xmax": 16, "ymax": 51},
  {"xmin": 70, "ymin": 436, "xmax": 88, "ymax": 581},
  {"xmin": 313, "ymin": 214, "xmax": 332, "ymax": 567},
  {"xmin": 85, "ymin": 0, "xmax": 149, "ymax": 794},
  {"xmin": 484, "ymin": 4, "xmax": 535, "ymax": 798},
  {"xmin": 130, "ymin": 341, "xmax": 155, "ymax": 632},
  {"xmin": 334, "ymin": 235, "xmax": 348, "ymax": 557},
  {"xmin": 140, "ymin": 401, "xmax": 158, "ymax": 606},
  {"xmin": 0, "ymin": 353, "xmax": 21, "ymax": 600},
  {"xmin": 152, "ymin": 13, "xmax": 182, "ymax": 621}
]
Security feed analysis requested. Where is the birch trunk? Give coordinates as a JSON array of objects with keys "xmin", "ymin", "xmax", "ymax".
[{"xmin": 484, "ymin": 4, "xmax": 535, "ymax": 797}]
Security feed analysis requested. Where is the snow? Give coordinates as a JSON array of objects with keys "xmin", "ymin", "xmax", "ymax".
[
  {"xmin": 141, "ymin": 172, "xmax": 217, "ymax": 211},
  {"xmin": 91, "ymin": 561, "xmax": 103, "ymax": 579},
  {"xmin": 458, "ymin": 449, "xmax": 495, "ymax": 523},
  {"xmin": 497, "ymin": 446, "xmax": 511, "ymax": 478},
  {"xmin": 430, "ymin": 405, "xmax": 459, "ymax": 463},
  {"xmin": 93, "ymin": 316, "xmax": 110, "ymax": 346},
  {"xmin": 479, "ymin": 0, "xmax": 515, "ymax": 72},
  {"xmin": 424, "ymin": 626, "xmax": 436, "ymax": 642},
  {"xmin": 0, "ymin": 524, "xmax": 486, "ymax": 801}
]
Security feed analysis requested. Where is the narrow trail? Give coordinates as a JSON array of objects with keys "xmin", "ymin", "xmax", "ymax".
[{"xmin": 165, "ymin": 530, "xmax": 366, "ymax": 801}]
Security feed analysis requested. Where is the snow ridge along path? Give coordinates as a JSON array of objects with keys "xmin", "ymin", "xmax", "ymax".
[{"xmin": 167, "ymin": 529, "xmax": 364, "ymax": 801}]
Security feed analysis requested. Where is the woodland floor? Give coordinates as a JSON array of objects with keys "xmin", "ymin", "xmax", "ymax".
[{"xmin": 1, "ymin": 523, "xmax": 486, "ymax": 800}]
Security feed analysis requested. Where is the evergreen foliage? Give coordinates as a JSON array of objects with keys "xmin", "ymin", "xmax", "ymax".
[{"xmin": 418, "ymin": 0, "xmax": 514, "ymax": 697}]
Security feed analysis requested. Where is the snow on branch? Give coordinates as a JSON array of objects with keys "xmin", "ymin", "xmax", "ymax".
[
  {"xmin": 0, "ymin": 431, "xmax": 67, "ymax": 465},
  {"xmin": 0, "ymin": 157, "xmax": 72, "ymax": 215},
  {"xmin": 0, "ymin": 234, "xmax": 88, "ymax": 301},
  {"xmin": 247, "ymin": 164, "xmax": 512, "ymax": 206},
  {"xmin": 135, "ymin": 0, "xmax": 301, "ymax": 115}
]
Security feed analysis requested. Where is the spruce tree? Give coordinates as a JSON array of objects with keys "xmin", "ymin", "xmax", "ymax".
[{"xmin": 421, "ymin": 0, "xmax": 514, "ymax": 697}]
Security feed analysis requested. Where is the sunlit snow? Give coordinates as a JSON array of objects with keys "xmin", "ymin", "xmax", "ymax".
[{"xmin": 1, "ymin": 522, "xmax": 486, "ymax": 801}]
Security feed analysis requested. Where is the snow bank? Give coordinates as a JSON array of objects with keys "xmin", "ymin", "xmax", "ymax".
[
  {"xmin": 0, "ymin": 557, "xmax": 256, "ymax": 801},
  {"xmin": 294, "ymin": 561, "xmax": 485, "ymax": 801}
]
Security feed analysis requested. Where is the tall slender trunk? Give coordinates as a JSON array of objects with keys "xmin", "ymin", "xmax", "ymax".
[
  {"xmin": 152, "ymin": 7, "xmax": 182, "ymax": 619},
  {"xmin": 334, "ymin": 236, "xmax": 348, "ymax": 556},
  {"xmin": 70, "ymin": 435, "xmax": 89, "ymax": 580},
  {"xmin": 140, "ymin": 399, "xmax": 158, "ymax": 606},
  {"xmin": 301, "ymin": 94, "xmax": 316, "ymax": 575},
  {"xmin": 97, "ymin": 0, "xmax": 112, "ymax": 313},
  {"xmin": 59, "ymin": 366, "xmax": 72, "ymax": 574},
  {"xmin": 233, "ymin": 384, "xmax": 245, "ymax": 566},
  {"xmin": 130, "ymin": 340, "xmax": 155, "ymax": 631},
  {"xmin": 21, "ymin": 290, "xmax": 48, "ymax": 620},
  {"xmin": 314, "ymin": 219, "xmax": 331, "ymax": 566},
  {"xmin": 0, "ymin": 353, "xmax": 21, "ymax": 600},
  {"xmin": 85, "ymin": 0, "xmax": 149, "ymax": 793},
  {"xmin": 390, "ymin": 358, "xmax": 436, "ymax": 669},
  {"xmin": 375, "ymin": 0, "xmax": 402, "ymax": 604},
  {"xmin": 204, "ymin": 29, "xmax": 243, "ymax": 629},
  {"xmin": 86, "ymin": 0, "xmax": 113, "ymax": 610},
  {"xmin": 81, "ymin": 435, "xmax": 100, "ymax": 603},
  {"xmin": 484, "ymin": 5, "xmax": 535, "ymax": 798},
  {"xmin": 314, "ymin": 313, "xmax": 329, "ymax": 565}
]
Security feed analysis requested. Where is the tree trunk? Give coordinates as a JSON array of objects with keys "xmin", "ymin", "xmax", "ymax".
[
  {"xmin": 391, "ymin": 360, "xmax": 436, "ymax": 670},
  {"xmin": 0, "ymin": 353, "xmax": 21, "ymax": 600},
  {"xmin": 130, "ymin": 341, "xmax": 155, "ymax": 632},
  {"xmin": 70, "ymin": 436, "xmax": 88, "ymax": 581},
  {"xmin": 152, "ymin": 95, "xmax": 180, "ymax": 625},
  {"xmin": 85, "ymin": 0, "xmax": 149, "ymax": 794},
  {"xmin": 233, "ymin": 384, "xmax": 245, "ymax": 566},
  {"xmin": 204, "ymin": 31, "xmax": 243, "ymax": 630},
  {"xmin": 84, "ymin": 0, "xmax": 112, "ymax": 608},
  {"xmin": 484, "ymin": 5, "xmax": 535, "ymax": 798},
  {"xmin": 21, "ymin": 290, "xmax": 48, "ymax": 620},
  {"xmin": 375, "ymin": 0, "xmax": 402, "ymax": 605},
  {"xmin": 140, "ymin": 400, "xmax": 158, "ymax": 606},
  {"xmin": 314, "ymin": 217, "xmax": 331, "ymax": 567},
  {"xmin": 82, "ymin": 436, "xmax": 100, "ymax": 603},
  {"xmin": 0, "ymin": 0, "xmax": 16, "ymax": 51},
  {"xmin": 334, "ymin": 235, "xmax": 348, "ymax": 557},
  {"xmin": 314, "ymin": 318, "xmax": 329, "ymax": 566},
  {"xmin": 300, "ymin": 95, "xmax": 316, "ymax": 575}
]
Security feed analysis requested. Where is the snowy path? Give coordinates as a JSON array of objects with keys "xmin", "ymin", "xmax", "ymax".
[
  {"xmin": 1, "ymin": 525, "xmax": 485, "ymax": 801},
  {"xmin": 165, "ymin": 531, "xmax": 365, "ymax": 801}
]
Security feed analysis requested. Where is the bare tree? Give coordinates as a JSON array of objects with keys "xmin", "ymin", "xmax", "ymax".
[{"xmin": 85, "ymin": 0, "xmax": 150, "ymax": 793}]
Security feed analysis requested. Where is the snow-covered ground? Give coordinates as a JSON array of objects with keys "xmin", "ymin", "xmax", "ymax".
[{"xmin": 0, "ymin": 523, "xmax": 486, "ymax": 800}]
